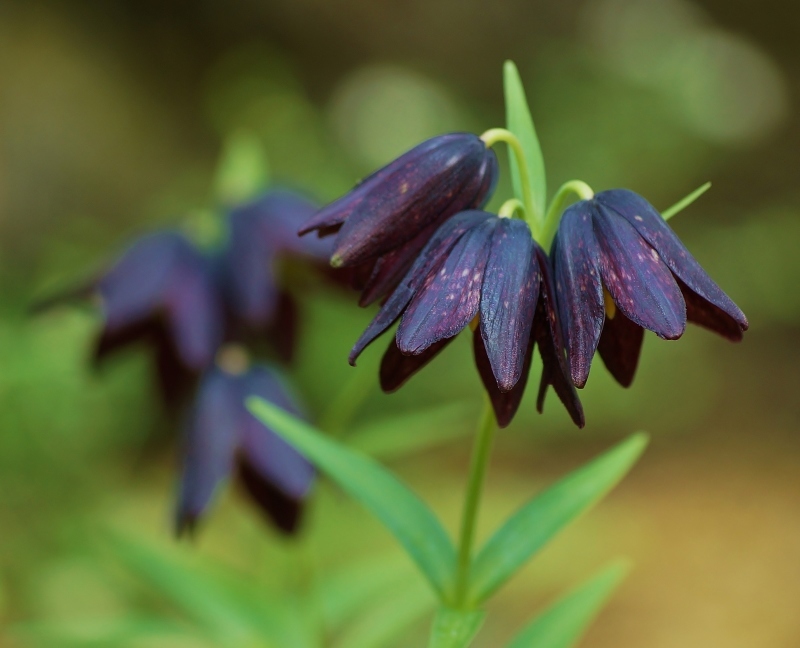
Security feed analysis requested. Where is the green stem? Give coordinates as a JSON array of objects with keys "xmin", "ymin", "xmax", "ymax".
[
  {"xmin": 539, "ymin": 180, "xmax": 595, "ymax": 252},
  {"xmin": 497, "ymin": 198, "xmax": 525, "ymax": 219},
  {"xmin": 480, "ymin": 128, "xmax": 540, "ymax": 236},
  {"xmin": 453, "ymin": 398, "xmax": 497, "ymax": 608},
  {"xmin": 318, "ymin": 367, "xmax": 374, "ymax": 437}
]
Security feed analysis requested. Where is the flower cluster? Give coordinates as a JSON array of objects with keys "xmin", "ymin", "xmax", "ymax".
[
  {"xmin": 51, "ymin": 190, "xmax": 330, "ymax": 535},
  {"xmin": 302, "ymin": 135, "xmax": 747, "ymax": 428}
]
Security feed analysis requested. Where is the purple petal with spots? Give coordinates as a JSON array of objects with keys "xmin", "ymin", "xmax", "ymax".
[
  {"xmin": 677, "ymin": 277, "xmax": 745, "ymax": 341},
  {"xmin": 593, "ymin": 205, "xmax": 686, "ymax": 340},
  {"xmin": 175, "ymin": 369, "xmax": 239, "ymax": 536},
  {"xmin": 349, "ymin": 210, "xmax": 492, "ymax": 364},
  {"xmin": 380, "ymin": 336, "xmax": 455, "ymax": 393},
  {"xmin": 397, "ymin": 218, "xmax": 497, "ymax": 354},
  {"xmin": 596, "ymin": 189, "xmax": 747, "ymax": 336},
  {"xmin": 533, "ymin": 249, "xmax": 585, "ymax": 428},
  {"xmin": 551, "ymin": 201, "xmax": 605, "ymax": 388},
  {"xmin": 326, "ymin": 134, "xmax": 496, "ymax": 267},
  {"xmin": 597, "ymin": 310, "xmax": 644, "ymax": 388},
  {"xmin": 473, "ymin": 332, "xmax": 532, "ymax": 428},
  {"xmin": 479, "ymin": 218, "xmax": 539, "ymax": 392}
]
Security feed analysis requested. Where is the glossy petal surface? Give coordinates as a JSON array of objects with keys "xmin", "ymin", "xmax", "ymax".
[
  {"xmin": 473, "ymin": 332, "xmax": 532, "ymax": 428},
  {"xmin": 397, "ymin": 218, "xmax": 496, "ymax": 354},
  {"xmin": 479, "ymin": 218, "xmax": 539, "ymax": 392},
  {"xmin": 596, "ymin": 310, "xmax": 644, "ymax": 387},
  {"xmin": 552, "ymin": 202, "xmax": 604, "ymax": 387},
  {"xmin": 379, "ymin": 337, "xmax": 454, "ymax": 393},
  {"xmin": 594, "ymin": 205, "xmax": 686, "ymax": 340}
]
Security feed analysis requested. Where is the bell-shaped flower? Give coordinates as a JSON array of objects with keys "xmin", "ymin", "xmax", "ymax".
[
  {"xmin": 175, "ymin": 349, "xmax": 314, "ymax": 535},
  {"xmin": 220, "ymin": 190, "xmax": 332, "ymax": 361},
  {"xmin": 299, "ymin": 133, "xmax": 499, "ymax": 305},
  {"xmin": 349, "ymin": 211, "xmax": 584, "ymax": 428},
  {"xmin": 551, "ymin": 189, "xmax": 748, "ymax": 388}
]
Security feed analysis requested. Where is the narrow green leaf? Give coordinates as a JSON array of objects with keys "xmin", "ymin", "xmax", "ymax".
[
  {"xmin": 504, "ymin": 60, "xmax": 547, "ymax": 220},
  {"xmin": 469, "ymin": 433, "xmax": 648, "ymax": 603},
  {"xmin": 661, "ymin": 181, "xmax": 711, "ymax": 220},
  {"xmin": 248, "ymin": 397, "xmax": 457, "ymax": 598},
  {"xmin": 507, "ymin": 561, "xmax": 629, "ymax": 648},
  {"xmin": 428, "ymin": 607, "xmax": 485, "ymax": 648},
  {"xmin": 347, "ymin": 402, "xmax": 471, "ymax": 460}
]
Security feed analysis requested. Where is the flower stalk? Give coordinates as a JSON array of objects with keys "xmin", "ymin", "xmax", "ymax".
[{"xmin": 540, "ymin": 180, "xmax": 595, "ymax": 252}]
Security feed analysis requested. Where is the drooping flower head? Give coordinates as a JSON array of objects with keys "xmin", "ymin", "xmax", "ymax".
[
  {"xmin": 350, "ymin": 211, "xmax": 584, "ymax": 428},
  {"xmin": 299, "ymin": 133, "xmax": 499, "ymax": 305},
  {"xmin": 552, "ymin": 189, "xmax": 748, "ymax": 388},
  {"xmin": 175, "ymin": 347, "xmax": 314, "ymax": 535}
]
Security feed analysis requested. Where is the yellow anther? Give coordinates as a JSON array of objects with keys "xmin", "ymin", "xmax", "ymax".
[
  {"xmin": 469, "ymin": 314, "xmax": 480, "ymax": 332},
  {"xmin": 216, "ymin": 343, "xmax": 250, "ymax": 375},
  {"xmin": 603, "ymin": 288, "xmax": 617, "ymax": 319}
]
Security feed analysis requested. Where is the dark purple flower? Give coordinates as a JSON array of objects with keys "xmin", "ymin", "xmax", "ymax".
[
  {"xmin": 176, "ymin": 350, "xmax": 314, "ymax": 536},
  {"xmin": 552, "ymin": 188, "xmax": 749, "ymax": 388},
  {"xmin": 349, "ymin": 211, "xmax": 584, "ymax": 428},
  {"xmin": 298, "ymin": 133, "xmax": 499, "ymax": 305},
  {"xmin": 220, "ymin": 190, "xmax": 333, "ymax": 361},
  {"xmin": 92, "ymin": 231, "xmax": 223, "ymax": 406}
]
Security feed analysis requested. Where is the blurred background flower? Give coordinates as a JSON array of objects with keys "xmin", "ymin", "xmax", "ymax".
[{"xmin": 1, "ymin": 0, "xmax": 798, "ymax": 646}]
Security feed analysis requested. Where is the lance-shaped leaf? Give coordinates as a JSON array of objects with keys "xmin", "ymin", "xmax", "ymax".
[
  {"xmin": 248, "ymin": 397, "xmax": 457, "ymax": 599},
  {"xmin": 504, "ymin": 60, "xmax": 546, "ymax": 221},
  {"xmin": 428, "ymin": 607, "xmax": 486, "ymax": 648},
  {"xmin": 468, "ymin": 433, "xmax": 647, "ymax": 603},
  {"xmin": 507, "ymin": 561, "xmax": 629, "ymax": 648}
]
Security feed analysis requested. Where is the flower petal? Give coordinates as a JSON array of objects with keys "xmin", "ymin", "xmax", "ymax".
[
  {"xmin": 473, "ymin": 332, "xmax": 532, "ymax": 428},
  {"xmin": 397, "ymin": 218, "xmax": 496, "ymax": 354},
  {"xmin": 175, "ymin": 369, "xmax": 239, "ymax": 536},
  {"xmin": 597, "ymin": 189, "xmax": 747, "ymax": 335},
  {"xmin": 677, "ymin": 277, "xmax": 745, "ymax": 341},
  {"xmin": 593, "ymin": 205, "xmax": 686, "ymax": 340},
  {"xmin": 379, "ymin": 336, "xmax": 454, "ymax": 393},
  {"xmin": 551, "ymin": 202, "xmax": 604, "ymax": 387},
  {"xmin": 479, "ymin": 218, "xmax": 539, "ymax": 392},
  {"xmin": 597, "ymin": 310, "xmax": 644, "ymax": 388},
  {"xmin": 349, "ymin": 210, "xmax": 492, "ymax": 364},
  {"xmin": 533, "ymin": 249, "xmax": 585, "ymax": 428}
]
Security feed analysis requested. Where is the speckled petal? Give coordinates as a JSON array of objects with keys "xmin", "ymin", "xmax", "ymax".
[
  {"xmin": 397, "ymin": 218, "xmax": 496, "ymax": 354},
  {"xmin": 593, "ymin": 205, "xmax": 686, "ymax": 340},
  {"xmin": 479, "ymin": 218, "xmax": 539, "ymax": 392},
  {"xmin": 677, "ymin": 277, "xmax": 745, "ymax": 341},
  {"xmin": 237, "ymin": 366, "xmax": 314, "ymax": 533},
  {"xmin": 596, "ymin": 189, "xmax": 747, "ymax": 336},
  {"xmin": 349, "ymin": 210, "xmax": 492, "ymax": 364},
  {"xmin": 533, "ymin": 249, "xmax": 585, "ymax": 428},
  {"xmin": 379, "ymin": 336, "xmax": 454, "ymax": 393},
  {"xmin": 328, "ymin": 134, "xmax": 496, "ymax": 267},
  {"xmin": 175, "ymin": 369, "xmax": 239, "ymax": 536},
  {"xmin": 597, "ymin": 311, "xmax": 644, "ymax": 387},
  {"xmin": 551, "ymin": 202, "xmax": 605, "ymax": 388},
  {"xmin": 473, "ymin": 331, "xmax": 532, "ymax": 428}
]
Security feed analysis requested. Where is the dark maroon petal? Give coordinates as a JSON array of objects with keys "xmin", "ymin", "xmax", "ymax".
[
  {"xmin": 238, "ymin": 366, "xmax": 315, "ymax": 506},
  {"xmin": 397, "ymin": 218, "xmax": 496, "ymax": 354},
  {"xmin": 677, "ymin": 277, "xmax": 745, "ymax": 341},
  {"xmin": 329, "ymin": 134, "xmax": 493, "ymax": 267},
  {"xmin": 593, "ymin": 205, "xmax": 686, "ymax": 340},
  {"xmin": 349, "ymin": 210, "xmax": 492, "ymax": 364},
  {"xmin": 473, "ymin": 332, "xmax": 532, "ymax": 428},
  {"xmin": 597, "ymin": 311, "xmax": 644, "ymax": 388},
  {"xmin": 237, "ymin": 456, "xmax": 306, "ymax": 534},
  {"xmin": 533, "ymin": 249, "xmax": 585, "ymax": 428},
  {"xmin": 551, "ymin": 202, "xmax": 605, "ymax": 388},
  {"xmin": 379, "ymin": 336, "xmax": 454, "ymax": 392},
  {"xmin": 596, "ymin": 189, "xmax": 748, "ymax": 336},
  {"xmin": 175, "ymin": 369, "xmax": 239, "ymax": 536},
  {"xmin": 479, "ymin": 218, "xmax": 539, "ymax": 392},
  {"xmin": 264, "ymin": 292, "xmax": 299, "ymax": 364}
]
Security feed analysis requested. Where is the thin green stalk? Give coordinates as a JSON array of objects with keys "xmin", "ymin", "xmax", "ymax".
[
  {"xmin": 453, "ymin": 398, "xmax": 497, "ymax": 608},
  {"xmin": 539, "ymin": 180, "xmax": 595, "ymax": 251},
  {"xmin": 318, "ymin": 367, "xmax": 374, "ymax": 437},
  {"xmin": 480, "ymin": 128, "xmax": 540, "ymax": 236},
  {"xmin": 498, "ymin": 198, "xmax": 526, "ymax": 219}
]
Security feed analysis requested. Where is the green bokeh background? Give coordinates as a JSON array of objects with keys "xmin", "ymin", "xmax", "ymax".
[{"xmin": 1, "ymin": 0, "xmax": 798, "ymax": 646}]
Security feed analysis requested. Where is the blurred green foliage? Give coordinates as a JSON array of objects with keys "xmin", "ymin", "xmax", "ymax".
[{"xmin": 1, "ymin": 0, "xmax": 799, "ymax": 646}]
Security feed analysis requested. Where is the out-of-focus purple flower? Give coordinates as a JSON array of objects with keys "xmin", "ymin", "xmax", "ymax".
[
  {"xmin": 299, "ymin": 133, "xmax": 499, "ymax": 305},
  {"xmin": 552, "ymin": 189, "xmax": 749, "ymax": 388},
  {"xmin": 176, "ymin": 349, "xmax": 314, "ymax": 536},
  {"xmin": 93, "ymin": 231, "xmax": 224, "ymax": 405},
  {"xmin": 349, "ymin": 211, "xmax": 584, "ymax": 429}
]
